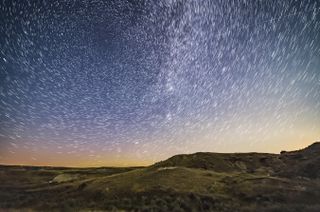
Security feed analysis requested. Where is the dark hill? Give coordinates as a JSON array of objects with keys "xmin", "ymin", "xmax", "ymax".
[
  {"xmin": 279, "ymin": 142, "xmax": 320, "ymax": 179},
  {"xmin": 152, "ymin": 152, "xmax": 284, "ymax": 175},
  {"xmin": 154, "ymin": 142, "xmax": 320, "ymax": 179}
]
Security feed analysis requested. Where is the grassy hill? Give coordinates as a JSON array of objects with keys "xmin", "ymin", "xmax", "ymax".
[{"xmin": 1, "ymin": 142, "xmax": 320, "ymax": 211}]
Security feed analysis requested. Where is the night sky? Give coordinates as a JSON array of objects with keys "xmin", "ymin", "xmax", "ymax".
[{"xmin": 1, "ymin": 0, "xmax": 320, "ymax": 167}]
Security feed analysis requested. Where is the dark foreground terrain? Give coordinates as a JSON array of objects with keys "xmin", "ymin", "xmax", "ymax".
[{"xmin": 1, "ymin": 142, "xmax": 320, "ymax": 211}]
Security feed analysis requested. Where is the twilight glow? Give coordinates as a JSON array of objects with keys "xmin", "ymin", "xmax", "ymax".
[{"xmin": 0, "ymin": 0, "xmax": 319, "ymax": 167}]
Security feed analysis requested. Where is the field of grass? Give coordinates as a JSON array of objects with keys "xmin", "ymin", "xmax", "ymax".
[{"xmin": 1, "ymin": 142, "xmax": 320, "ymax": 211}]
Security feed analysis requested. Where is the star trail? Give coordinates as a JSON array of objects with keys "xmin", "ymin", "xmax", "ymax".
[{"xmin": 0, "ymin": 0, "xmax": 320, "ymax": 167}]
